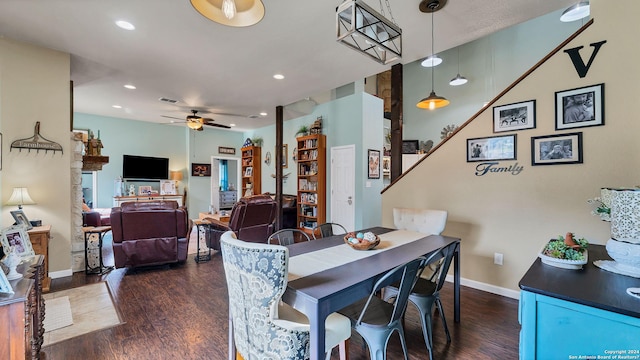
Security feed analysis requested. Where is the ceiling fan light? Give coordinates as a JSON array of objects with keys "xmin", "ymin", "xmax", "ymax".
[
  {"xmin": 421, "ymin": 54, "xmax": 442, "ymax": 67},
  {"xmin": 449, "ymin": 73, "xmax": 468, "ymax": 86},
  {"xmin": 417, "ymin": 91, "xmax": 450, "ymax": 110},
  {"xmin": 187, "ymin": 121, "xmax": 203, "ymax": 130},
  {"xmin": 560, "ymin": 1, "xmax": 590, "ymax": 22}
]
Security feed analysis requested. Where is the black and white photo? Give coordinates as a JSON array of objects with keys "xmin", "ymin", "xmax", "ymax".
[
  {"xmin": 493, "ymin": 100, "xmax": 536, "ymax": 132},
  {"xmin": 556, "ymin": 84, "xmax": 604, "ymax": 130},
  {"xmin": 531, "ymin": 132, "xmax": 583, "ymax": 165}
]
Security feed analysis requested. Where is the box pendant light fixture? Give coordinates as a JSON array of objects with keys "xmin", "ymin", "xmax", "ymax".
[
  {"xmin": 336, "ymin": 0, "xmax": 402, "ymax": 65},
  {"xmin": 417, "ymin": 0, "xmax": 449, "ymax": 109}
]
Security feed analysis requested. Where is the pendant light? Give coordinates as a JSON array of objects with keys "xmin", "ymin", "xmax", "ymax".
[
  {"xmin": 449, "ymin": 47, "xmax": 468, "ymax": 86},
  {"xmin": 417, "ymin": 1, "xmax": 449, "ymax": 110},
  {"xmin": 560, "ymin": 1, "xmax": 590, "ymax": 22}
]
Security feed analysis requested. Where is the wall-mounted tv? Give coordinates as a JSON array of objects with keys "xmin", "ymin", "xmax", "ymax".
[{"xmin": 122, "ymin": 155, "xmax": 169, "ymax": 180}]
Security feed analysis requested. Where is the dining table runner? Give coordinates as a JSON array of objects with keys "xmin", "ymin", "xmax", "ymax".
[{"xmin": 288, "ymin": 229, "xmax": 427, "ymax": 281}]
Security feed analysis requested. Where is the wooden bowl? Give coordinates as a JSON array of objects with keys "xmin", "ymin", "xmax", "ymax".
[{"xmin": 344, "ymin": 232, "xmax": 380, "ymax": 250}]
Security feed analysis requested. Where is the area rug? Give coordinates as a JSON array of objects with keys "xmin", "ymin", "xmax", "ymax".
[
  {"xmin": 42, "ymin": 282, "xmax": 123, "ymax": 346},
  {"xmin": 43, "ymin": 296, "xmax": 73, "ymax": 332}
]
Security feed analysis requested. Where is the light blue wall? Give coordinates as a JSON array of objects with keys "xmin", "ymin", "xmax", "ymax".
[
  {"xmin": 74, "ymin": 113, "xmax": 188, "ymax": 208},
  {"xmin": 403, "ymin": 9, "xmax": 582, "ymax": 146}
]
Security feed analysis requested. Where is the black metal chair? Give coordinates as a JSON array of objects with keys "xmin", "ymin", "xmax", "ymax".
[
  {"xmin": 268, "ymin": 228, "xmax": 311, "ymax": 246},
  {"xmin": 313, "ymin": 222, "xmax": 348, "ymax": 240},
  {"xmin": 382, "ymin": 241, "xmax": 457, "ymax": 360},
  {"xmin": 337, "ymin": 256, "xmax": 425, "ymax": 360}
]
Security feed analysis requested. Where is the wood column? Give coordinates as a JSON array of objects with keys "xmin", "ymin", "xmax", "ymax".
[
  {"xmin": 390, "ymin": 63, "xmax": 403, "ymax": 182},
  {"xmin": 275, "ymin": 105, "xmax": 284, "ymax": 231}
]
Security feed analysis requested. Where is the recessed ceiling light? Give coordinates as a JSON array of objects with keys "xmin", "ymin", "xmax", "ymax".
[
  {"xmin": 229, "ymin": 124, "xmax": 236, "ymax": 127},
  {"xmin": 273, "ymin": 74, "xmax": 285, "ymax": 80},
  {"xmin": 124, "ymin": 84, "xmax": 136, "ymax": 90},
  {"xmin": 115, "ymin": 20, "xmax": 135, "ymax": 30},
  {"xmin": 112, "ymin": 105, "xmax": 122, "ymax": 109},
  {"xmin": 260, "ymin": 112, "xmax": 268, "ymax": 116}
]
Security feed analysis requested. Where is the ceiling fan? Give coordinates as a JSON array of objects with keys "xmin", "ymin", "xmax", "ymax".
[{"xmin": 162, "ymin": 110, "xmax": 231, "ymax": 131}]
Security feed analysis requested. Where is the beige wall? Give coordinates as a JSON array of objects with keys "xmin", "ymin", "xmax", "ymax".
[
  {"xmin": 382, "ymin": 0, "xmax": 640, "ymax": 293},
  {"xmin": 0, "ymin": 38, "xmax": 72, "ymax": 274}
]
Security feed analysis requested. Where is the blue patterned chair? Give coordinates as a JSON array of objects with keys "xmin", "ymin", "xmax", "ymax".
[{"xmin": 220, "ymin": 231, "xmax": 350, "ymax": 360}]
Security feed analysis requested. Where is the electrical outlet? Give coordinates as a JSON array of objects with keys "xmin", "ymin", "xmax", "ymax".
[{"xmin": 494, "ymin": 252, "xmax": 504, "ymax": 266}]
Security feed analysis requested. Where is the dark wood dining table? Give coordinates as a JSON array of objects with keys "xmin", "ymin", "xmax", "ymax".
[{"xmin": 281, "ymin": 227, "xmax": 461, "ymax": 360}]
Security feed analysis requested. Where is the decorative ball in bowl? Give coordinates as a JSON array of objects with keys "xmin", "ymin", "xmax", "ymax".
[{"xmin": 344, "ymin": 231, "xmax": 380, "ymax": 250}]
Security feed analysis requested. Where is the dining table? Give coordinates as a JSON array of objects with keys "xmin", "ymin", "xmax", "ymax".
[{"xmin": 281, "ymin": 226, "xmax": 461, "ymax": 360}]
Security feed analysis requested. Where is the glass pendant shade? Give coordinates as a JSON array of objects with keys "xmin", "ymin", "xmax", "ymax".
[
  {"xmin": 421, "ymin": 54, "xmax": 442, "ymax": 67},
  {"xmin": 560, "ymin": 1, "xmax": 590, "ymax": 22},
  {"xmin": 449, "ymin": 73, "xmax": 468, "ymax": 86},
  {"xmin": 417, "ymin": 91, "xmax": 450, "ymax": 110}
]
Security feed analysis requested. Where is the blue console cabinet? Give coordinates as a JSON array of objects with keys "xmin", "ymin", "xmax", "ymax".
[{"xmin": 519, "ymin": 245, "xmax": 640, "ymax": 360}]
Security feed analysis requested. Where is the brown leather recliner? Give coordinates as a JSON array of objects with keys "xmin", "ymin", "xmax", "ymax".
[
  {"xmin": 205, "ymin": 194, "xmax": 277, "ymax": 250},
  {"xmin": 111, "ymin": 201, "xmax": 189, "ymax": 269}
]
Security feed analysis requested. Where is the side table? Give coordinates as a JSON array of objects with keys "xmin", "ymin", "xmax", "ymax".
[
  {"xmin": 83, "ymin": 226, "xmax": 114, "ymax": 275},
  {"xmin": 192, "ymin": 219, "xmax": 212, "ymax": 263}
]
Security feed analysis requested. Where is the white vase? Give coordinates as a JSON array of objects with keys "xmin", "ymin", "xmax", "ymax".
[{"xmin": 606, "ymin": 239, "xmax": 640, "ymax": 269}]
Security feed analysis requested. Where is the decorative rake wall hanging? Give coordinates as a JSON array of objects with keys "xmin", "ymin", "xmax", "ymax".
[{"xmin": 10, "ymin": 121, "xmax": 63, "ymax": 154}]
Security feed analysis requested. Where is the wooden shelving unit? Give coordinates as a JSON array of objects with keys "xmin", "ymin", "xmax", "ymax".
[
  {"xmin": 241, "ymin": 145, "xmax": 261, "ymax": 196},
  {"xmin": 296, "ymin": 134, "xmax": 326, "ymax": 235}
]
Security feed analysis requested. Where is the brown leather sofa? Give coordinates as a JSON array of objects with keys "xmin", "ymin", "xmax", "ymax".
[
  {"xmin": 111, "ymin": 200, "xmax": 189, "ymax": 269},
  {"xmin": 205, "ymin": 194, "xmax": 277, "ymax": 250}
]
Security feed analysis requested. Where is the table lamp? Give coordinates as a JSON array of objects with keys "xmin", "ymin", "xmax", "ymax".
[
  {"xmin": 169, "ymin": 171, "xmax": 183, "ymax": 182},
  {"xmin": 6, "ymin": 187, "xmax": 36, "ymax": 209}
]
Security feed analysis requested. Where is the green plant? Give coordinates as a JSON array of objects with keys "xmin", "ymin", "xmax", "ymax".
[
  {"xmin": 295, "ymin": 125, "xmax": 309, "ymax": 137},
  {"xmin": 251, "ymin": 136, "xmax": 263, "ymax": 147},
  {"xmin": 543, "ymin": 234, "xmax": 588, "ymax": 261}
]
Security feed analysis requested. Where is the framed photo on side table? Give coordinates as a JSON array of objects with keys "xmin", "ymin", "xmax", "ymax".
[
  {"xmin": 467, "ymin": 135, "xmax": 517, "ymax": 162},
  {"xmin": 10, "ymin": 209, "xmax": 32, "ymax": 230},
  {"xmin": 368, "ymin": 149, "xmax": 380, "ymax": 179},
  {"xmin": 531, "ymin": 132, "xmax": 583, "ymax": 166},
  {"xmin": 493, "ymin": 100, "xmax": 536, "ymax": 132},
  {"xmin": 555, "ymin": 83, "xmax": 604, "ymax": 130},
  {"xmin": 1, "ymin": 225, "xmax": 34, "ymax": 258},
  {"xmin": 160, "ymin": 180, "xmax": 177, "ymax": 195}
]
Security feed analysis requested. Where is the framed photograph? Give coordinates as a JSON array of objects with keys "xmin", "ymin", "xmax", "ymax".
[
  {"xmin": 160, "ymin": 180, "xmax": 177, "ymax": 195},
  {"xmin": 138, "ymin": 185, "xmax": 153, "ymax": 196},
  {"xmin": 244, "ymin": 166, "xmax": 253, "ymax": 177},
  {"xmin": 531, "ymin": 132, "xmax": 583, "ymax": 166},
  {"xmin": 0, "ymin": 268, "xmax": 13, "ymax": 294},
  {"xmin": 368, "ymin": 149, "xmax": 380, "ymax": 179},
  {"xmin": 556, "ymin": 83, "xmax": 604, "ymax": 130},
  {"xmin": 191, "ymin": 163, "xmax": 211, "ymax": 177},
  {"xmin": 402, "ymin": 140, "xmax": 419, "ymax": 154},
  {"xmin": 1, "ymin": 225, "xmax": 34, "ymax": 258},
  {"xmin": 382, "ymin": 156, "xmax": 391, "ymax": 175},
  {"xmin": 467, "ymin": 135, "xmax": 517, "ymax": 162},
  {"xmin": 493, "ymin": 100, "xmax": 536, "ymax": 132},
  {"xmin": 10, "ymin": 209, "xmax": 32, "ymax": 230},
  {"xmin": 218, "ymin": 146, "xmax": 236, "ymax": 155}
]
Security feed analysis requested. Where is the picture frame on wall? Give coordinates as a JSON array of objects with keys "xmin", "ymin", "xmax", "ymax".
[
  {"xmin": 555, "ymin": 83, "xmax": 604, "ymax": 130},
  {"xmin": 493, "ymin": 100, "xmax": 536, "ymax": 133},
  {"xmin": 191, "ymin": 163, "xmax": 211, "ymax": 177},
  {"xmin": 10, "ymin": 209, "xmax": 32, "ymax": 230},
  {"xmin": 531, "ymin": 132, "xmax": 583, "ymax": 166},
  {"xmin": 467, "ymin": 135, "xmax": 517, "ymax": 162},
  {"xmin": 1, "ymin": 225, "xmax": 35, "ymax": 258},
  {"xmin": 382, "ymin": 156, "xmax": 391, "ymax": 175},
  {"xmin": 368, "ymin": 149, "xmax": 380, "ymax": 179},
  {"xmin": 402, "ymin": 140, "xmax": 419, "ymax": 154}
]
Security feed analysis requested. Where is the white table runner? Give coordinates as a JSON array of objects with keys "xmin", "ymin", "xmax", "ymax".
[{"xmin": 288, "ymin": 230, "xmax": 427, "ymax": 281}]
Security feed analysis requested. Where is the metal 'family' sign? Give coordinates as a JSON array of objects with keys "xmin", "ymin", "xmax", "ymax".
[{"xmin": 475, "ymin": 162, "xmax": 523, "ymax": 176}]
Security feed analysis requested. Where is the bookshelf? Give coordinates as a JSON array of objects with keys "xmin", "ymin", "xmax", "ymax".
[
  {"xmin": 241, "ymin": 145, "xmax": 261, "ymax": 196},
  {"xmin": 296, "ymin": 134, "xmax": 326, "ymax": 235}
]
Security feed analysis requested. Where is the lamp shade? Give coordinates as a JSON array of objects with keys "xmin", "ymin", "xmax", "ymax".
[
  {"xmin": 170, "ymin": 171, "xmax": 183, "ymax": 181},
  {"xmin": 190, "ymin": 0, "xmax": 265, "ymax": 27},
  {"xmin": 417, "ymin": 91, "xmax": 450, "ymax": 110},
  {"xmin": 6, "ymin": 187, "xmax": 36, "ymax": 208},
  {"xmin": 560, "ymin": 1, "xmax": 590, "ymax": 22}
]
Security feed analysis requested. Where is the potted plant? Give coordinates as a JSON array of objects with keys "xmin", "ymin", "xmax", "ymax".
[
  {"xmin": 539, "ymin": 232, "xmax": 589, "ymax": 269},
  {"xmin": 251, "ymin": 136, "xmax": 263, "ymax": 147},
  {"xmin": 295, "ymin": 125, "xmax": 309, "ymax": 138}
]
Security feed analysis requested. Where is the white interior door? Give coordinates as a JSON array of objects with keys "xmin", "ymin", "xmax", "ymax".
[
  {"xmin": 210, "ymin": 159, "xmax": 220, "ymax": 213},
  {"xmin": 330, "ymin": 145, "xmax": 355, "ymax": 231}
]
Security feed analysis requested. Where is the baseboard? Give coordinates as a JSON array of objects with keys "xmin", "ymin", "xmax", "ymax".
[
  {"xmin": 50, "ymin": 269, "xmax": 73, "ymax": 279},
  {"xmin": 445, "ymin": 274, "xmax": 520, "ymax": 300}
]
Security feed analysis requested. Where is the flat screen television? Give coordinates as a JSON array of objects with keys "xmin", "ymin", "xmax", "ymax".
[{"xmin": 122, "ymin": 155, "xmax": 169, "ymax": 180}]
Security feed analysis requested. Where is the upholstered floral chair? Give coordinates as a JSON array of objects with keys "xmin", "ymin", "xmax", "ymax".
[{"xmin": 220, "ymin": 231, "xmax": 350, "ymax": 360}]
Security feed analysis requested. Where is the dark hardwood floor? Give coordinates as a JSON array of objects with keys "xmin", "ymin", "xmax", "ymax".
[{"xmin": 42, "ymin": 245, "xmax": 520, "ymax": 360}]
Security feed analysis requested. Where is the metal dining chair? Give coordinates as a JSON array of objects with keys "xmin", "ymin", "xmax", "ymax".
[
  {"xmin": 382, "ymin": 241, "xmax": 457, "ymax": 360},
  {"xmin": 337, "ymin": 256, "xmax": 425, "ymax": 360},
  {"xmin": 268, "ymin": 228, "xmax": 310, "ymax": 246},
  {"xmin": 313, "ymin": 222, "xmax": 348, "ymax": 240}
]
